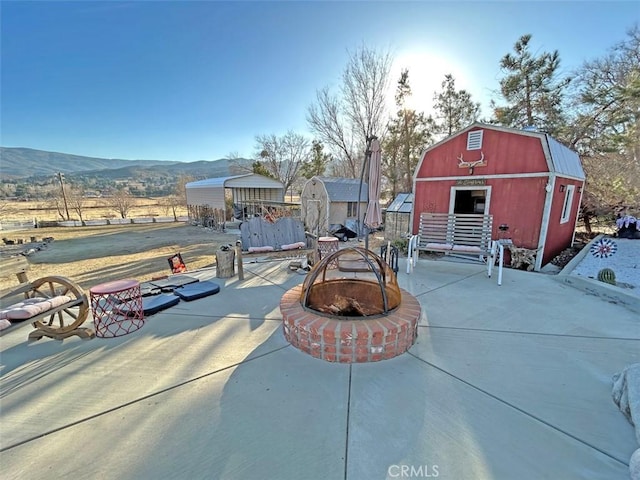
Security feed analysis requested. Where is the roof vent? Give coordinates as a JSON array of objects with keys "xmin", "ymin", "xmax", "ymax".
[
  {"xmin": 522, "ymin": 126, "xmax": 537, "ymax": 131},
  {"xmin": 467, "ymin": 130, "xmax": 483, "ymax": 150}
]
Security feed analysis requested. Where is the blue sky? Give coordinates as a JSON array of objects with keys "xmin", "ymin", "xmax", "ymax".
[{"xmin": 1, "ymin": 1, "xmax": 638, "ymax": 162}]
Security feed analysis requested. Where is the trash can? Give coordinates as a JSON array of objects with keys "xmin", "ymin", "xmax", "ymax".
[{"xmin": 216, "ymin": 248, "xmax": 235, "ymax": 278}]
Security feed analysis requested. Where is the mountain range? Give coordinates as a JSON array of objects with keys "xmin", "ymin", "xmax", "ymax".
[{"xmin": 0, "ymin": 147, "xmax": 252, "ymax": 181}]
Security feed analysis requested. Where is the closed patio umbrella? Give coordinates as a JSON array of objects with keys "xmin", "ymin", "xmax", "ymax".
[
  {"xmin": 364, "ymin": 138, "xmax": 382, "ymax": 230},
  {"xmin": 360, "ymin": 137, "xmax": 382, "ymax": 252}
]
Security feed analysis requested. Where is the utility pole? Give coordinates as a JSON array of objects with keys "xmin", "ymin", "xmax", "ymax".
[{"xmin": 56, "ymin": 172, "xmax": 70, "ymax": 220}]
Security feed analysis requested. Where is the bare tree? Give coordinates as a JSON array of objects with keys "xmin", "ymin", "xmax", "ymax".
[
  {"xmin": 164, "ymin": 175, "xmax": 192, "ymax": 220},
  {"xmin": 254, "ymin": 131, "xmax": 310, "ymax": 192},
  {"xmin": 307, "ymin": 45, "xmax": 393, "ymax": 177},
  {"xmin": 580, "ymin": 152, "xmax": 639, "ymax": 232},
  {"xmin": 226, "ymin": 151, "xmax": 253, "ymax": 175},
  {"xmin": 46, "ymin": 179, "xmax": 77, "ymax": 222},
  {"xmin": 66, "ymin": 184, "xmax": 87, "ymax": 225},
  {"xmin": 109, "ymin": 188, "xmax": 136, "ymax": 219},
  {"xmin": 0, "ymin": 199, "xmax": 19, "ymax": 221},
  {"xmin": 52, "ymin": 196, "xmax": 68, "ymax": 221},
  {"xmin": 54, "ymin": 172, "xmax": 71, "ymax": 220}
]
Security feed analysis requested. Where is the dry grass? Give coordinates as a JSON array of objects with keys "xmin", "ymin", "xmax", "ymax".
[
  {"xmin": 0, "ymin": 223, "xmax": 237, "ymax": 290},
  {"xmin": 1, "ymin": 198, "xmax": 188, "ymax": 222},
  {"xmin": 0, "ymin": 198, "xmax": 400, "ymax": 292},
  {"xmin": 0, "ymin": 221, "xmax": 395, "ymax": 293}
]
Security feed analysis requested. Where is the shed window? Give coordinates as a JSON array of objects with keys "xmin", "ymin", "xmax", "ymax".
[
  {"xmin": 560, "ymin": 185, "xmax": 575, "ymax": 224},
  {"xmin": 467, "ymin": 130, "xmax": 483, "ymax": 150},
  {"xmin": 347, "ymin": 202, "xmax": 358, "ymax": 217}
]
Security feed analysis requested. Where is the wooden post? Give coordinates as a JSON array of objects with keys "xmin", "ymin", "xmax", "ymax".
[
  {"xmin": 216, "ymin": 248, "xmax": 236, "ymax": 278},
  {"xmin": 235, "ymin": 241, "xmax": 244, "ymax": 280}
]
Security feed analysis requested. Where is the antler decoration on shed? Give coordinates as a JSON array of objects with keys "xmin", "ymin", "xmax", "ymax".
[{"xmin": 457, "ymin": 152, "xmax": 486, "ymax": 169}]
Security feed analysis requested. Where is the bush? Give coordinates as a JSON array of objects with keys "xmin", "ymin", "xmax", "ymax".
[{"xmin": 391, "ymin": 238, "xmax": 409, "ymax": 254}]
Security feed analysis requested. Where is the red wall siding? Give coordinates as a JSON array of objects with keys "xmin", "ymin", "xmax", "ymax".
[
  {"xmin": 413, "ymin": 181, "xmax": 453, "ymax": 217},
  {"xmin": 417, "ymin": 128, "xmax": 549, "ymax": 179},
  {"xmin": 487, "ymin": 177, "xmax": 546, "ymax": 249},
  {"xmin": 542, "ymin": 178, "xmax": 583, "ymax": 265},
  {"xmin": 413, "ymin": 177, "xmax": 545, "ymax": 249},
  {"xmin": 413, "ymin": 127, "xmax": 584, "ymax": 268}
]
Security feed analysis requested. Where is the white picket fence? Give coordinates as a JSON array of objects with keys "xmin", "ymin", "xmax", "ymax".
[
  {"xmin": 2, "ymin": 216, "xmax": 189, "ymax": 230},
  {"xmin": 0, "ymin": 220, "xmax": 37, "ymax": 232}
]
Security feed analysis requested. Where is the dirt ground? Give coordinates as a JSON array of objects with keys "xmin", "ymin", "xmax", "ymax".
[
  {"xmin": 0, "ymin": 222, "xmax": 394, "ymax": 292},
  {"xmin": 0, "ymin": 223, "xmax": 236, "ymax": 290},
  {"xmin": 4, "ymin": 221, "xmax": 596, "ymax": 293}
]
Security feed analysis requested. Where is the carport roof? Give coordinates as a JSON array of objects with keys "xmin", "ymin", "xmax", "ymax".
[
  {"xmin": 186, "ymin": 174, "xmax": 283, "ymax": 189},
  {"xmin": 186, "ymin": 175, "xmax": 249, "ymax": 188}
]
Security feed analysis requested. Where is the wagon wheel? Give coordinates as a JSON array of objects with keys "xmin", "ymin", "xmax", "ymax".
[{"xmin": 28, "ymin": 276, "xmax": 89, "ymax": 334}]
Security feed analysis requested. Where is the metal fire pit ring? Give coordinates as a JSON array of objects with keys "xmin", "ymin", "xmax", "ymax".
[{"xmin": 280, "ymin": 248, "xmax": 420, "ymax": 363}]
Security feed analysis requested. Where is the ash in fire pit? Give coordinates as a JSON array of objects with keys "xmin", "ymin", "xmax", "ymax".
[
  {"xmin": 301, "ymin": 247, "xmax": 401, "ymax": 317},
  {"xmin": 315, "ymin": 296, "xmax": 366, "ymax": 316},
  {"xmin": 280, "ymin": 247, "xmax": 420, "ymax": 363}
]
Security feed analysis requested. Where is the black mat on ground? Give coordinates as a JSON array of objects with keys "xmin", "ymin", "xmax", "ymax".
[
  {"xmin": 140, "ymin": 282, "xmax": 162, "ymax": 296},
  {"xmin": 149, "ymin": 275, "xmax": 200, "ymax": 291},
  {"xmin": 122, "ymin": 294, "xmax": 181, "ymax": 316},
  {"xmin": 174, "ymin": 281, "xmax": 220, "ymax": 301}
]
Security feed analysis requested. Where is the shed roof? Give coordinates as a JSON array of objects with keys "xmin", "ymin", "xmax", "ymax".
[
  {"xmin": 418, "ymin": 123, "xmax": 585, "ymax": 181},
  {"xmin": 386, "ymin": 193, "xmax": 413, "ymax": 213},
  {"xmin": 186, "ymin": 174, "xmax": 284, "ymax": 189},
  {"xmin": 545, "ymin": 135, "xmax": 585, "ymax": 179},
  {"xmin": 314, "ymin": 177, "xmax": 368, "ymax": 202}
]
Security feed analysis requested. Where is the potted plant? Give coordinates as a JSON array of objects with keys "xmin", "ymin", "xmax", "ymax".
[{"xmin": 615, "ymin": 214, "xmax": 640, "ymax": 239}]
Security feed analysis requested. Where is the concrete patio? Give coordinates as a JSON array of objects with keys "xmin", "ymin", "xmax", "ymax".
[{"xmin": 1, "ymin": 255, "xmax": 638, "ymax": 479}]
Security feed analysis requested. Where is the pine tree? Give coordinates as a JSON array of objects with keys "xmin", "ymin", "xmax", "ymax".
[
  {"xmin": 383, "ymin": 70, "xmax": 433, "ymax": 197},
  {"xmin": 300, "ymin": 141, "xmax": 330, "ymax": 179},
  {"xmin": 432, "ymin": 74, "xmax": 480, "ymax": 137},
  {"xmin": 492, "ymin": 34, "xmax": 570, "ymax": 136},
  {"xmin": 566, "ymin": 26, "xmax": 640, "ymax": 229}
]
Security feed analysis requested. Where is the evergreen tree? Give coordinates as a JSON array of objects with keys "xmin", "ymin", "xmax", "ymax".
[
  {"xmin": 251, "ymin": 160, "xmax": 277, "ymax": 180},
  {"xmin": 432, "ymin": 74, "xmax": 480, "ymax": 137},
  {"xmin": 492, "ymin": 34, "xmax": 570, "ymax": 136},
  {"xmin": 566, "ymin": 26, "xmax": 640, "ymax": 229},
  {"xmin": 383, "ymin": 69, "xmax": 433, "ymax": 197},
  {"xmin": 300, "ymin": 141, "xmax": 330, "ymax": 179},
  {"xmin": 569, "ymin": 25, "xmax": 639, "ymax": 157}
]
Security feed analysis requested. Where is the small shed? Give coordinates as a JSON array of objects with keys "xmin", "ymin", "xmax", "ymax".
[
  {"xmin": 300, "ymin": 176, "xmax": 368, "ymax": 236},
  {"xmin": 384, "ymin": 193, "xmax": 413, "ymax": 241},
  {"xmin": 185, "ymin": 174, "xmax": 284, "ymax": 222},
  {"xmin": 412, "ymin": 123, "xmax": 585, "ymax": 270}
]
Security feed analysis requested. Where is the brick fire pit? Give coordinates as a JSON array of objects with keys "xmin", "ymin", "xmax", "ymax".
[{"xmin": 280, "ymin": 247, "xmax": 420, "ymax": 363}]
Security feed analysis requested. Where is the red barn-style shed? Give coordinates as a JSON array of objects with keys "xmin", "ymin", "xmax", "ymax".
[{"xmin": 412, "ymin": 123, "xmax": 585, "ymax": 271}]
